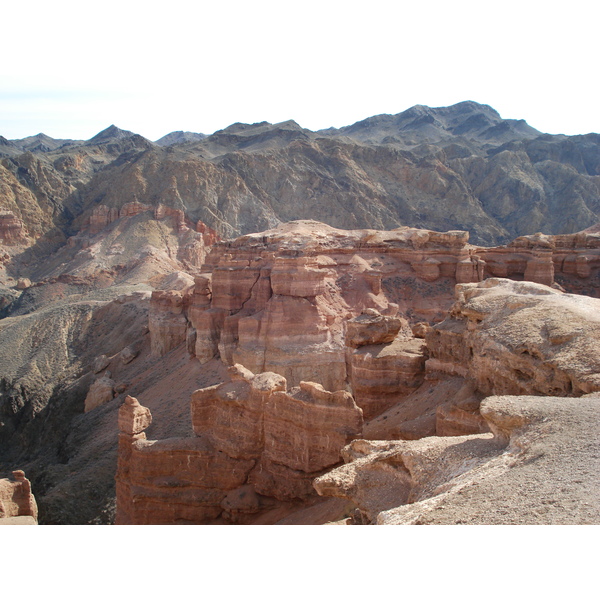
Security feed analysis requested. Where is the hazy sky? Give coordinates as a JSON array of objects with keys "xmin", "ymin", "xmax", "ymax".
[{"xmin": 2, "ymin": 0, "xmax": 598, "ymax": 141}]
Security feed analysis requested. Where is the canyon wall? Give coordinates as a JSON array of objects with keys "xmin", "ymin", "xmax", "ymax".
[
  {"xmin": 116, "ymin": 366, "xmax": 362, "ymax": 524},
  {"xmin": 3, "ymin": 214, "xmax": 599, "ymax": 524},
  {"xmin": 149, "ymin": 221, "xmax": 600, "ymax": 411},
  {"xmin": 120, "ymin": 222, "xmax": 600, "ymax": 524}
]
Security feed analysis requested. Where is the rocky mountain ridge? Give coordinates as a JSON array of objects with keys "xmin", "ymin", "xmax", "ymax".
[{"xmin": 1, "ymin": 101, "xmax": 598, "ymax": 260}]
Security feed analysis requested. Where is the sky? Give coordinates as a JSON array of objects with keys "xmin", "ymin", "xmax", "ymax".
[{"xmin": 2, "ymin": 0, "xmax": 599, "ymax": 141}]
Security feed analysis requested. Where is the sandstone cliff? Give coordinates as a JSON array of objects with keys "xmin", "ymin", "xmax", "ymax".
[
  {"xmin": 116, "ymin": 366, "xmax": 362, "ymax": 524},
  {"xmin": 116, "ymin": 224, "xmax": 600, "ymax": 525},
  {"xmin": 2, "ymin": 102, "xmax": 599, "ymax": 525},
  {"xmin": 313, "ymin": 277, "xmax": 600, "ymax": 523},
  {"xmin": 151, "ymin": 221, "xmax": 600, "ymax": 405}
]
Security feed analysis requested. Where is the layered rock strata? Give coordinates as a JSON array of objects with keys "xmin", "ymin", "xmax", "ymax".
[
  {"xmin": 478, "ymin": 229, "xmax": 600, "ymax": 296},
  {"xmin": 414, "ymin": 276, "xmax": 600, "ymax": 436},
  {"xmin": 87, "ymin": 202, "xmax": 218, "ymax": 240},
  {"xmin": 345, "ymin": 311, "xmax": 428, "ymax": 419},
  {"xmin": 148, "ymin": 289, "xmax": 193, "ymax": 356},
  {"xmin": 116, "ymin": 365, "xmax": 363, "ymax": 524},
  {"xmin": 156, "ymin": 222, "xmax": 476, "ymax": 391},
  {"xmin": 145, "ymin": 221, "xmax": 600, "ymax": 425},
  {"xmin": 356, "ymin": 273, "xmax": 600, "ymax": 444},
  {"xmin": 149, "ymin": 220, "xmax": 600, "ymax": 400},
  {"xmin": 0, "ymin": 210, "xmax": 27, "ymax": 244}
]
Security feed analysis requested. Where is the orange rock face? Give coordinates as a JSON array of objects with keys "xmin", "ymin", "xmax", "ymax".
[
  {"xmin": 185, "ymin": 222, "xmax": 481, "ymax": 394},
  {"xmin": 113, "ymin": 222, "xmax": 600, "ymax": 525},
  {"xmin": 344, "ymin": 311, "xmax": 428, "ymax": 418},
  {"xmin": 116, "ymin": 366, "xmax": 363, "ymax": 523},
  {"xmin": 480, "ymin": 230, "xmax": 600, "ymax": 295},
  {"xmin": 187, "ymin": 222, "xmax": 600, "ymax": 389}
]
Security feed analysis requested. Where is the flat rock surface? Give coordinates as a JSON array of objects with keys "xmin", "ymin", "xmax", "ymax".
[
  {"xmin": 0, "ymin": 516, "xmax": 37, "ymax": 525},
  {"xmin": 377, "ymin": 394, "xmax": 600, "ymax": 524}
]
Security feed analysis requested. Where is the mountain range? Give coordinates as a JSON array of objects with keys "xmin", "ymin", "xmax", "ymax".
[{"xmin": 1, "ymin": 101, "xmax": 598, "ymax": 255}]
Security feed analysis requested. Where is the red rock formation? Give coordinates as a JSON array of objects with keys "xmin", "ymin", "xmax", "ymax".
[
  {"xmin": 170, "ymin": 221, "xmax": 600, "ymax": 409},
  {"xmin": 195, "ymin": 220, "xmax": 219, "ymax": 246},
  {"xmin": 117, "ymin": 394, "xmax": 252, "ymax": 525},
  {"xmin": 0, "ymin": 471, "xmax": 38, "ymax": 522},
  {"xmin": 344, "ymin": 311, "xmax": 428, "ymax": 419},
  {"xmin": 89, "ymin": 205, "xmax": 120, "ymax": 235},
  {"xmin": 250, "ymin": 381, "xmax": 363, "ymax": 500},
  {"xmin": 0, "ymin": 210, "xmax": 27, "ymax": 244},
  {"xmin": 86, "ymin": 203, "xmax": 219, "ymax": 269},
  {"xmin": 130, "ymin": 222, "xmax": 600, "ymax": 406},
  {"xmin": 116, "ymin": 366, "xmax": 363, "ymax": 523},
  {"xmin": 186, "ymin": 222, "xmax": 479, "ymax": 393},
  {"xmin": 118, "ymin": 201, "xmax": 151, "ymax": 219},
  {"xmin": 345, "ymin": 310, "xmax": 408, "ymax": 348},
  {"xmin": 348, "ymin": 336, "xmax": 428, "ymax": 420},
  {"xmin": 479, "ymin": 230, "xmax": 600, "ymax": 295}
]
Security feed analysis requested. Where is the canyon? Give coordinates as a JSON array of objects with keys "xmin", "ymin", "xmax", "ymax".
[
  {"xmin": 0, "ymin": 102, "xmax": 599, "ymax": 524},
  {"xmin": 113, "ymin": 222, "xmax": 600, "ymax": 524}
]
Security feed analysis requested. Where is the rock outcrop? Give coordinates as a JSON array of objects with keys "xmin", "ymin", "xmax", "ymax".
[
  {"xmin": 116, "ymin": 365, "xmax": 363, "ymax": 524},
  {"xmin": 345, "ymin": 312, "xmax": 428, "ymax": 419},
  {"xmin": 149, "ymin": 222, "xmax": 600, "ymax": 413},
  {"xmin": 479, "ymin": 229, "xmax": 600, "ymax": 296},
  {"xmin": 149, "ymin": 289, "xmax": 192, "ymax": 357},
  {"xmin": 84, "ymin": 375, "xmax": 116, "ymax": 412},
  {"xmin": 0, "ymin": 470, "xmax": 38, "ymax": 524},
  {"xmin": 426, "ymin": 278, "xmax": 600, "ymax": 397},
  {"xmin": 167, "ymin": 222, "xmax": 485, "ymax": 415},
  {"xmin": 0, "ymin": 210, "xmax": 27, "ymax": 244},
  {"xmin": 315, "ymin": 394, "xmax": 600, "ymax": 525}
]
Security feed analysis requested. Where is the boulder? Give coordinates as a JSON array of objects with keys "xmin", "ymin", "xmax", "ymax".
[
  {"xmin": 0, "ymin": 471, "xmax": 38, "ymax": 523},
  {"xmin": 84, "ymin": 375, "xmax": 116, "ymax": 412}
]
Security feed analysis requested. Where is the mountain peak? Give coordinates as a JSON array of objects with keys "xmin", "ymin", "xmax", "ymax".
[
  {"xmin": 446, "ymin": 100, "xmax": 501, "ymax": 118},
  {"xmin": 88, "ymin": 125, "xmax": 135, "ymax": 144},
  {"xmin": 155, "ymin": 131, "xmax": 207, "ymax": 146}
]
